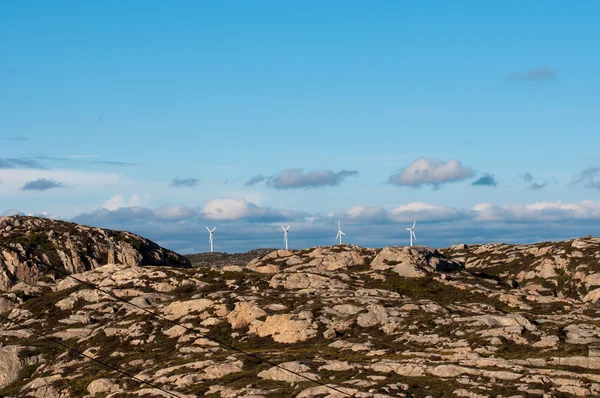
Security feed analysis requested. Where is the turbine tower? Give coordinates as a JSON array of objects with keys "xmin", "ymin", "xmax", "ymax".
[
  {"xmin": 335, "ymin": 220, "xmax": 346, "ymax": 245},
  {"xmin": 281, "ymin": 225, "xmax": 291, "ymax": 250},
  {"xmin": 206, "ymin": 226, "xmax": 216, "ymax": 252},
  {"xmin": 406, "ymin": 221, "xmax": 416, "ymax": 247}
]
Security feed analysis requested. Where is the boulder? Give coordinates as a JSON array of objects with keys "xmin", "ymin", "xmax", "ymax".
[
  {"xmin": 0, "ymin": 294, "xmax": 19, "ymax": 314},
  {"xmin": 371, "ymin": 246, "xmax": 462, "ymax": 276},
  {"xmin": 305, "ymin": 249, "xmax": 365, "ymax": 271},
  {"xmin": 329, "ymin": 304, "xmax": 363, "ymax": 317},
  {"xmin": 369, "ymin": 361, "xmax": 426, "ymax": 377},
  {"xmin": 227, "ymin": 301, "xmax": 267, "ymax": 329},
  {"xmin": 269, "ymin": 273, "xmax": 347, "ymax": 290},
  {"xmin": 161, "ymin": 299, "xmax": 213, "ymax": 318},
  {"xmin": 428, "ymin": 365, "xmax": 479, "ymax": 378},
  {"xmin": 356, "ymin": 304, "xmax": 388, "ymax": 328},
  {"xmin": 0, "ymin": 346, "xmax": 23, "ymax": 388},
  {"xmin": 202, "ymin": 360, "xmax": 244, "ymax": 379},
  {"xmin": 584, "ymin": 288, "xmax": 600, "ymax": 303},
  {"xmin": 586, "ymin": 273, "xmax": 600, "ymax": 289},
  {"xmin": 258, "ymin": 361, "xmax": 317, "ymax": 383},
  {"xmin": 250, "ymin": 314, "xmax": 317, "ymax": 343},
  {"xmin": 87, "ymin": 378, "xmax": 117, "ymax": 395}
]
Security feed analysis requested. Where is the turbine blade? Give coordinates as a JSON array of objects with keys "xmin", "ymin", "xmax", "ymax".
[
  {"xmin": 412, "ymin": 221, "xmax": 416, "ymax": 229},
  {"xmin": 281, "ymin": 225, "xmax": 286, "ymax": 231},
  {"xmin": 412, "ymin": 231, "xmax": 417, "ymax": 240},
  {"xmin": 206, "ymin": 226, "xmax": 210, "ymax": 232},
  {"xmin": 341, "ymin": 231, "xmax": 346, "ymax": 235}
]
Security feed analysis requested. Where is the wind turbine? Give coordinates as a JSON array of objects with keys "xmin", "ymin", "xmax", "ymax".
[
  {"xmin": 206, "ymin": 226, "xmax": 216, "ymax": 252},
  {"xmin": 335, "ymin": 220, "xmax": 346, "ymax": 245},
  {"xmin": 281, "ymin": 225, "xmax": 291, "ymax": 250},
  {"xmin": 406, "ymin": 221, "xmax": 416, "ymax": 247}
]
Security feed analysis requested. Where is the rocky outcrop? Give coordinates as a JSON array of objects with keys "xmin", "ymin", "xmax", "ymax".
[
  {"xmin": 1, "ymin": 237, "xmax": 600, "ymax": 397},
  {"xmin": 226, "ymin": 301, "xmax": 266, "ymax": 329},
  {"xmin": 371, "ymin": 246, "xmax": 463, "ymax": 276},
  {"xmin": 249, "ymin": 313, "xmax": 318, "ymax": 343},
  {"xmin": 0, "ymin": 346, "xmax": 23, "ymax": 388},
  {"xmin": 440, "ymin": 235, "xmax": 600, "ymax": 302},
  {"xmin": 258, "ymin": 361, "xmax": 317, "ymax": 383},
  {"xmin": 0, "ymin": 216, "xmax": 190, "ymax": 291}
]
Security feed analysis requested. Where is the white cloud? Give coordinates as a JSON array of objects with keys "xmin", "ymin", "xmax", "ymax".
[
  {"xmin": 154, "ymin": 205, "xmax": 197, "ymax": 221},
  {"xmin": 388, "ymin": 157, "xmax": 475, "ymax": 188},
  {"xmin": 202, "ymin": 198, "xmax": 251, "ymax": 220},
  {"xmin": 323, "ymin": 200, "xmax": 600, "ymax": 226},
  {"xmin": 342, "ymin": 206, "xmax": 391, "ymax": 223},
  {"xmin": 390, "ymin": 202, "xmax": 466, "ymax": 222},
  {"xmin": 474, "ymin": 200, "xmax": 600, "ymax": 222},
  {"xmin": 73, "ymin": 197, "xmax": 306, "ymax": 227},
  {"xmin": 103, "ymin": 193, "xmax": 148, "ymax": 211},
  {"xmin": 201, "ymin": 198, "xmax": 304, "ymax": 221},
  {"xmin": 245, "ymin": 169, "xmax": 359, "ymax": 189}
]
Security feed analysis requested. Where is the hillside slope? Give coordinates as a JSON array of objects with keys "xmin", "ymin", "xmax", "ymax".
[
  {"xmin": 0, "ymin": 216, "xmax": 191, "ymax": 291},
  {"xmin": 185, "ymin": 248, "xmax": 277, "ymax": 268},
  {"xmin": 1, "ymin": 237, "xmax": 600, "ymax": 397}
]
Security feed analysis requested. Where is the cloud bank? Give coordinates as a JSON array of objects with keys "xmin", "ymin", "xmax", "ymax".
[
  {"xmin": 60, "ymin": 197, "xmax": 600, "ymax": 254},
  {"xmin": 472, "ymin": 174, "xmax": 498, "ymax": 187},
  {"xmin": 522, "ymin": 172, "xmax": 551, "ymax": 190},
  {"xmin": 245, "ymin": 168, "xmax": 359, "ymax": 189},
  {"xmin": 170, "ymin": 178, "xmax": 200, "ymax": 188},
  {"xmin": 388, "ymin": 157, "xmax": 474, "ymax": 188},
  {"xmin": 21, "ymin": 178, "xmax": 66, "ymax": 191},
  {"xmin": 0, "ymin": 157, "xmax": 46, "ymax": 169},
  {"xmin": 572, "ymin": 167, "xmax": 600, "ymax": 190}
]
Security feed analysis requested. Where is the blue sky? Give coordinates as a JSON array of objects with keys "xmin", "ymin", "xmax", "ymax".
[{"xmin": 1, "ymin": 1, "xmax": 599, "ymax": 253}]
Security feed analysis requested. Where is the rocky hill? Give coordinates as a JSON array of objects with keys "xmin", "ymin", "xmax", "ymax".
[
  {"xmin": 185, "ymin": 249, "xmax": 277, "ymax": 268},
  {"xmin": 0, "ymin": 216, "xmax": 191, "ymax": 291},
  {"xmin": 1, "ymin": 233, "xmax": 600, "ymax": 397}
]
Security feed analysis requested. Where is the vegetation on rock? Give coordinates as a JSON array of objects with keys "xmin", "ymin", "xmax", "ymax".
[{"xmin": 1, "ymin": 220, "xmax": 600, "ymax": 397}]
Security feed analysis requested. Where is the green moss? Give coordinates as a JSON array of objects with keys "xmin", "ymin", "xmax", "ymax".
[
  {"xmin": 21, "ymin": 284, "xmax": 84, "ymax": 320},
  {"xmin": 13, "ymin": 232, "xmax": 54, "ymax": 253},
  {"xmin": 371, "ymin": 275, "xmax": 515, "ymax": 313}
]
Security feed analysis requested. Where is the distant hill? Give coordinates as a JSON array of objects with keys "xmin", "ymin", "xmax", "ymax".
[
  {"xmin": 185, "ymin": 248, "xmax": 277, "ymax": 268},
  {"xmin": 0, "ymin": 215, "xmax": 191, "ymax": 290}
]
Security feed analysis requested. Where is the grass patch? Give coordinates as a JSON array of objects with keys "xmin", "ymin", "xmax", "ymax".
[{"xmin": 370, "ymin": 274, "xmax": 515, "ymax": 313}]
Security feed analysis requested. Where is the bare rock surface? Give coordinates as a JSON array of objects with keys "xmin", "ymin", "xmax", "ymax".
[
  {"xmin": 1, "ymin": 228, "xmax": 600, "ymax": 397},
  {"xmin": 0, "ymin": 346, "xmax": 24, "ymax": 388},
  {"xmin": 0, "ymin": 215, "xmax": 190, "ymax": 291}
]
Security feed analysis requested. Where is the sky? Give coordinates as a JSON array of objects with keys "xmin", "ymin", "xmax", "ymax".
[{"xmin": 1, "ymin": 1, "xmax": 599, "ymax": 253}]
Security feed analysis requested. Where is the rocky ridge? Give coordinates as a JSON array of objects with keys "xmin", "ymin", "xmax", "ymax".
[
  {"xmin": 1, "ymin": 228, "xmax": 600, "ymax": 397},
  {"xmin": 0, "ymin": 216, "xmax": 191, "ymax": 291},
  {"xmin": 185, "ymin": 249, "xmax": 277, "ymax": 268}
]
